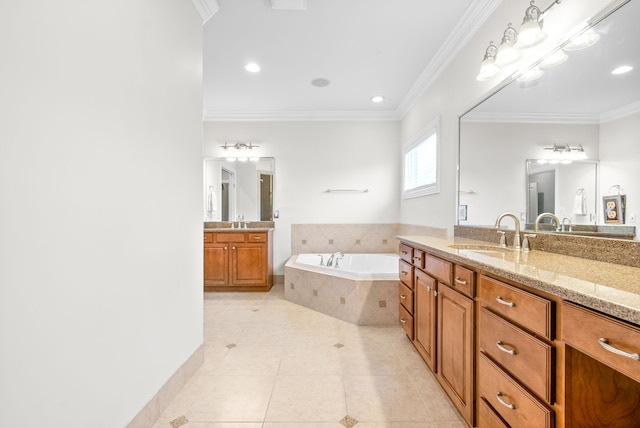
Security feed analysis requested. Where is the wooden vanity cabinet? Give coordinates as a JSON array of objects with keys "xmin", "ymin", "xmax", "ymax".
[
  {"xmin": 400, "ymin": 245, "xmax": 475, "ymax": 427},
  {"xmin": 204, "ymin": 230, "xmax": 273, "ymax": 291}
]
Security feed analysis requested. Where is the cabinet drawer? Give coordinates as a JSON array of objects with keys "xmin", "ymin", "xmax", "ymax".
[
  {"xmin": 398, "ymin": 282, "xmax": 414, "ymax": 314},
  {"xmin": 247, "ymin": 233, "xmax": 266, "ymax": 242},
  {"xmin": 452, "ymin": 264, "xmax": 475, "ymax": 298},
  {"xmin": 479, "ymin": 397, "xmax": 509, "ymax": 428},
  {"xmin": 412, "ymin": 249, "xmax": 425, "ymax": 269},
  {"xmin": 399, "ymin": 260, "xmax": 414, "ymax": 289},
  {"xmin": 479, "ymin": 353, "xmax": 553, "ymax": 428},
  {"xmin": 478, "ymin": 275, "xmax": 553, "ymax": 340},
  {"xmin": 562, "ymin": 302, "xmax": 640, "ymax": 384},
  {"xmin": 399, "ymin": 243, "xmax": 413, "ymax": 263},
  {"xmin": 480, "ymin": 307, "xmax": 554, "ymax": 403},
  {"xmin": 399, "ymin": 304, "xmax": 414, "ymax": 340},
  {"xmin": 424, "ymin": 254, "xmax": 452, "ymax": 286},
  {"xmin": 203, "ymin": 232, "xmax": 214, "ymax": 243},
  {"xmin": 216, "ymin": 232, "xmax": 246, "ymax": 243}
]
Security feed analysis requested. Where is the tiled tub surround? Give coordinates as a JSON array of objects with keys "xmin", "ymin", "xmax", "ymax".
[
  {"xmin": 291, "ymin": 223, "xmax": 447, "ymax": 255},
  {"xmin": 455, "ymin": 225, "xmax": 640, "ymax": 268},
  {"xmin": 284, "ymin": 254, "xmax": 399, "ymax": 326},
  {"xmin": 399, "ymin": 234, "xmax": 640, "ymax": 325}
]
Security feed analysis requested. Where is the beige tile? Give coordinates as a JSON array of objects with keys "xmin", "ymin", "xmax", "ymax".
[
  {"xmin": 214, "ymin": 344, "xmax": 284, "ymax": 376},
  {"xmin": 265, "ymin": 375, "xmax": 347, "ymax": 422},
  {"xmin": 188, "ymin": 375, "xmax": 275, "ymax": 422},
  {"xmin": 263, "ymin": 424, "xmax": 344, "ymax": 428},
  {"xmin": 278, "ymin": 343, "xmax": 343, "ymax": 375},
  {"xmin": 343, "ymin": 375, "xmax": 431, "ymax": 422}
]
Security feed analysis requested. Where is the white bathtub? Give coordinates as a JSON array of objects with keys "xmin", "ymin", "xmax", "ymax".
[
  {"xmin": 284, "ymin": 253, "xmax": 400, "ymax": 325},
  {"xmin": 293, "ymin": 253, "xmax": 399, "ymax": 279}
]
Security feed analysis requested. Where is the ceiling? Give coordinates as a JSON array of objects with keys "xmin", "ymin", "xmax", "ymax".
[{"xmin": 201, "ymin": 0, "xmax": 498, "ymax": 121}]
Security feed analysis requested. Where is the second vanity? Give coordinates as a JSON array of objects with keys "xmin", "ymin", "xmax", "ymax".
[{"xmin": 397, "ymin": 233, "xmax": 640, "ymax": 428}]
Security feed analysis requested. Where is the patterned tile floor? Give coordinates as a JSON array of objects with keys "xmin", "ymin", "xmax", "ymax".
[{"xmin": 152, "ymin": 284, "xmax": 466, "ymax": 428}]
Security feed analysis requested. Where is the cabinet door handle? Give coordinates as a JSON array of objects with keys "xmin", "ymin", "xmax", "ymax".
[
  {"xmin": 433, "ymin": 290, "xmax": 438, "ymax": 297},
  {"xmin": 426, "ymin": 286, "xmax": 431, "ymax": 291},
  {"xmin": 598, "ymin": 338, "xmax": 640, "ymax": 361},
  {"xmin": 454, "ymin": 277, "xmax": 467, "ymax": 285},
  {"xmin": 495, "ymin": 391, "xmax": 515, "ymax": 409},
  {"xmin": 399, "ymin": 318, "xmax": 407, "ymax": 324},
  {"xmin": 232, "ymin": 246, "xmax": 236, "ymax": 250},
  {"xmin": 400, "ymin": 294, "xmax": 407, "ymax": 300},
  {"xmin": 496, "ymin": 341, "xmax": 516, "ymax": 355},
  {"xmin": 224, "ymin": 246, "xmax": 228, "ymax": 250},
  {"xmin": 496, "ymin": 296, "xmax": 515, "ymax": 307}
]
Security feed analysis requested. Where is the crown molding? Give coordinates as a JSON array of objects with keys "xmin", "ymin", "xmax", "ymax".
[
  {"xmin": 462, "ymin": 111, "xmax": 601, "ymax": 124},
  {"xmin": 395, "ymin": 0, "xmax": 503, "ymax": 118},
  {"xmin": 600, "ymin": 100, "xmax": 640, "ymax": 123},
  {"xmin": 203, "ymin": 109, "xmax": 402, "ymax": 122},
  {"xmin": 192, "ymin": 0, "xmax": 220, "ymax": 24}
]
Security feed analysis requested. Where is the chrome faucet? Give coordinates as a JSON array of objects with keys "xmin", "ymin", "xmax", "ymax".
[
  {"xmin": 562, "ymin": 217, "xmax": 572, "ymax": 232},
  {"xmin": 326, "ymin": 251, "xmax": 344, "ymax": 267},
  {"xmin": 495, "ymin": 212, "xmax": 521, "ymax": 250},
  {"xmin": 534, "ymin": 212, "xmax": 561, "ymax": 232}
]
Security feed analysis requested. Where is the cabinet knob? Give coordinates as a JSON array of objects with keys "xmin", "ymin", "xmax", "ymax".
[
  {"xmin": 224, "ymin": 246, "xmax": 228, "ymax": 250},
  {"xmin": 232, "ymin": 246, "xmax": 236, "ymax": 250}
]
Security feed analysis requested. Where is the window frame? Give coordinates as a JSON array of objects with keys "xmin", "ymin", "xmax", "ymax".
[{"xmin": 402, "ymin": 117, "xmax": 440, "ymax": 199}]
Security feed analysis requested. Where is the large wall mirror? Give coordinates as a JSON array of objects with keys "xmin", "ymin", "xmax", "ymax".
[
  {"xmin": 459, "ymin": 0, "xmax": 639, "ymax": 239},
  {"xmin": 204, "ymin": 158, "xmax": 274, "ymax": 222}
]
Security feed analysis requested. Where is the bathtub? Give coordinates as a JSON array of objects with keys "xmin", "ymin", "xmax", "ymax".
[{"xmin": 284, "ymin": 253, "xmax": 400, "ymax": 326}]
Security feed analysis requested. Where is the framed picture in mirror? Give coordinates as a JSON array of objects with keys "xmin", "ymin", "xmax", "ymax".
[{"xmin": 603, "ymin": 195, "xmax": 625, "ymax": 224}]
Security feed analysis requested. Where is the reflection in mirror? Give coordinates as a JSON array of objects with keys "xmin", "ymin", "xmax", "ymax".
[
  {"xmin": 526, "ymin": 160, "xmax": 597, "ymax": 225},
  {"xmin": 458, "ymin": 0, "xmax": 639, "ymax": 239},
  {"xmin": 204, "ymin": 157, "xmax": 274, "ymax": 222}
]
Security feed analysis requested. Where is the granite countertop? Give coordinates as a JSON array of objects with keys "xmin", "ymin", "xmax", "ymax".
[
  {"xmin": 204, "ymin": 227, "xmax": 274, "ymax": 232},
  {"xmin": 397, "ymin": 235, "xmax": 640, "ymax": 326}
]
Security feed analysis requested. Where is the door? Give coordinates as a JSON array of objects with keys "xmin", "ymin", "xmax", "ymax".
[
  {"xmin": 204, "ymin": 243, "xmax": 229, "ymax": 286},
  {"xmin": 231, "ymin": 243, "xmax": 267, "ymax": 286},
  {"xmin": 259, "ymin": 172, "xmax": 273, "ymax": 221},
  {"xmin": 415, "ymin": 269, "xmax": 437, "ymax": 372},
  {"xmin": 438, "ymin": 284, "xmax": 474, "ymax": 426}
]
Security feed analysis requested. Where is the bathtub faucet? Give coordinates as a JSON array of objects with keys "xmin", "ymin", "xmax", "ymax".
[{"xmin": 326, "ymin": 252, "xmax": 344, "ymax": 268}]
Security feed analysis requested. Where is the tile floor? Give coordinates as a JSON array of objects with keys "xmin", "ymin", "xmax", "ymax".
[{"xmin": 152, "ymin": 284, "xmax": 466, "ymax": 428}]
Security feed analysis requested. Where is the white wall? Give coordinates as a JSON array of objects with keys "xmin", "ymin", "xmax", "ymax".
[
  {"xmin": 599, "ymin": 112, "xmax": 640, "ymax": 230},
  {"xmin": 0, "ymin": 2, "xmax": 203, "ymax": 427},
  {"xmin": 399, "ymin": 0, "xmax": 620, "ymax": 233},
  {"xmin": 204, "ymin": 121, "xmax": 401, "ymax": 273}
]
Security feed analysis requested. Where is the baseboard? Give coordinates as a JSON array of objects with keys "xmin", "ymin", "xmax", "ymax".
[{"xmin": 126, "ymin": 343, "xmax": 204, "ymax": 428}]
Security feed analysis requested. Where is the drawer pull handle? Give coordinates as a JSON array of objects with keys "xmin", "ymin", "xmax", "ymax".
[
  {"xmin": 496, "ymin": 341, "xmax": 516, "ymax": 355},
  {"xmin": 400, "ymin": 294, "xmax": 407, "ymax": 300},
  {"xmin": 454, "ymin": 277, "xmax": 468, "ymax": 285},
  {"xmin": 401, "ymin": 251, "xmax": 408, "ymax": 255},
  {"xmin": 401, "ymin": 271, "xmax": 409, "ymax": 276},
  {"xmin": 413, "ymin": 256, "xmax": 421, "ymax": 261},
  {"xmin": 496, "ymin": 392, "xmax": 515, "ymax": 409},
  {"xmin": 598, "ymin": 338, "xmax": 640, "ymax": 361},
  {"xmin": 399, "ymin": 318, "xmax": 407, "ymax": 324},
  {"xmin": 496, "ymin": 296, "xmax": 515, "ymax": 307}
]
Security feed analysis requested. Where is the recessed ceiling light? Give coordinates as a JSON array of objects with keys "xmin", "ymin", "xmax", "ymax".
[
  {"xmin": 311, "ymin": 78, "xmax": 330, "ymax": 87},
  {"xmin": 611, "ymin": 65, "xmax": 633, "ymax": 75},
  {"xmin": 371, "ymin": 95, "xmax": 384, "ymax": 103},
  {"xmin": 245, "ymin": 63, "xmax": 261, "ymax": 73}
]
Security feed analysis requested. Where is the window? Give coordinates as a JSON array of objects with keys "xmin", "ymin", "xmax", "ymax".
[{"xmin": 403, "ymin": 119, "xmax": 440, "ymax": 199}]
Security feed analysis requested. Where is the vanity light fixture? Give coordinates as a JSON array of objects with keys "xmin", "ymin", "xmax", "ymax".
[
  {"xmin": 517, "ymin": 1, "xmax": 548, "ymax": 48},
  {"xmin": 476, "ymin": 41, "xmax": 500, "ymax": 81},
  {"xmin": 563, "ymin": 28, "xmax": 600, "ymax": 52},
  {"xmin": 543, "ymin": 144, "xmax": 587, "ymax": 163},
  {"xmin": 495, "ymin": 24, "xmax": 520, "ymax": 67},
  {"xmin": 220, "ymin": 141, "xmax": 261, "ymax": 161}
]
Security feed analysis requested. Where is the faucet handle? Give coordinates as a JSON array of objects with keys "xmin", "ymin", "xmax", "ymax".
[
  {"xmin": 497, "ymin": 230, "xmax": 507, "ymax": 248},
  {"xmin": 522, "ymin": 233, "xmax": 537, "ymax": 252}
]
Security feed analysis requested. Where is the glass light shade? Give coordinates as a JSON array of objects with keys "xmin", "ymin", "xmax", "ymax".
[
  {"xmin": 496, "ymin": 42, "xmax": 520, "ymax": 66},
  {"xmin": 477, "ymin": 58, "xmax": 500, "ymax": 81},
  {"xmin": 564, "ymin": 29, "xmax": 600, "ymax": 51},
  {"xmin": 539, "ymin": 49, "xmax": 568, "ymax": 69},
  {"xmin": 518, "ymin": 20, "xmax": 547, "ymax": 48},
  {"xmin": 517, "ymin": 66, "xmax": 544, "ymax": 82}
]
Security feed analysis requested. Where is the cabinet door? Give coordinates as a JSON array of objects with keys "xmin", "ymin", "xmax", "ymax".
[
  {"xmin": 415, "ymin": 269, "xmax": 437, "ymax": 372},
  {"xmin": 204, "ymin": 243, "xmax": 228, "ymax": 286},
  {"xmin": 231, "ymin": 242, "xmax": 268, "ymax": 286},
  {"xmin": 438, "ymin": 284, "xmax": 475, "ymax": 427}
]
